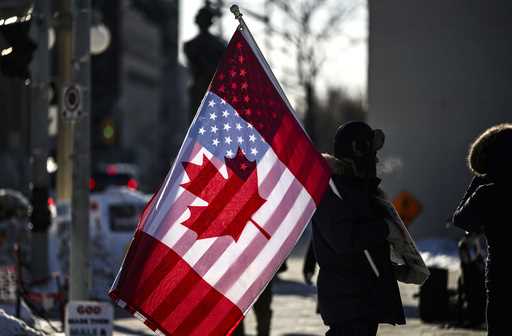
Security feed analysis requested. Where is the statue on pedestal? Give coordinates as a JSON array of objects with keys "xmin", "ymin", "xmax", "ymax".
[{"xmin": 184, "ymin": 2, "xmax": 226, "ymax": 122}]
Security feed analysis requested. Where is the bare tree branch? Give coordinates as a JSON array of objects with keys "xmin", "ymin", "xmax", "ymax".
[
  {"xmin": 315, "ymin": 3, "xmax": 359, "ymax": 41},
  {"xmin": 271, "ymin": 0, "xmax": 302, "ymax": 24}
]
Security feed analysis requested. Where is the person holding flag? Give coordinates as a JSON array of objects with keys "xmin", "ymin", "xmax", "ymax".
[
  {"xmin": 312, "ymin": 121, "xmax": 406, "ymax": 336},
  {"xmin": 109, "ymin": 6, "xmax": 331, "ymax": 336}
]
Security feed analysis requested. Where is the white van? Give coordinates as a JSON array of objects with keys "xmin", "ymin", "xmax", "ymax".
[{"xmin": 48, "ymin": 187, "xmax": 150, "ymax": 300}]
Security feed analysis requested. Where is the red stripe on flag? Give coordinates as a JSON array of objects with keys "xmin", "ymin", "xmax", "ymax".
[
  {"xmin": 149, "ymin": 271, "xmax": 199, "ymax": 324},
  {"xmin": 273, "ymin": 113, "xmax": 331, "ymax": 204},
  {"xmin": 210, "ymin": 30, "xmax": 331, "ymax": 205},
  {"xmin": 113, "ymin": 232, "xmax": 172, "ymax": 303},
  {"xmin": 170, "ymin": 288, "xmax": 227, "ymax": 335},
  {"xmin": 237, "ymin": 198, "xmax": 316, "ymax": 309},
  {"xmin": 109, "ymin": 230, "xmax": 242, "ymax": 336},
  {"xmin": 191, "ymin": 301, "xmax": 244, "ymax": 336}
]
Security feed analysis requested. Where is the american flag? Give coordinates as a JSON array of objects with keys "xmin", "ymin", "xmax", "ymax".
[
  {"xmin": 110, "ymin": 24, "xmax": 331, "ymax": 336},
  {"xmin": 191, "ymin": 93, "xmax": 270, "ymax": 162}
]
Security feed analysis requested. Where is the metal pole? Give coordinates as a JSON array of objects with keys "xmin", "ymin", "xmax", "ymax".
[
  {"xmin": 30, "ymin": 0, "xmax": 50, "ymax": 280},
  {"xmin": 55, "ymin": 0, "xmax": 73, "ymax": 202},
  {"xmin": 69, "ymin": 0, "xmax": 91, "ymax": 301}
]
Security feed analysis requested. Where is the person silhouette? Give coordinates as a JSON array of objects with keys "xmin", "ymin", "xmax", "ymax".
[
  {"xmin": 453, "ymin": 123, "xmax": 512, "ymax": 335},
  {"xmin": 184, "ymin": 2, "xmax": 226, "ymax": 122},
  {"xmin": 312, "ymin": 121, "xmax": 405, "ymax": 336}
]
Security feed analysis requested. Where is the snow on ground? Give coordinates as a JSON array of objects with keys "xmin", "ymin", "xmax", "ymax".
[
  {"xmin": 0, "ymin": 309, "xmax": 45, "ymax": 336},
  {"xmin": 416, "ymin": 238, "xmax": 461, "ymax": 271}
]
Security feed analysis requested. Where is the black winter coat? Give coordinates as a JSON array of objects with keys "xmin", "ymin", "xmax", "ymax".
[
  {"xmin": 453, "ymin": 178, "xmax": 511, "ymax": 334},
  {"xmin": 312, "ymin": 165, "xmax": 405, "ymax": 326}
]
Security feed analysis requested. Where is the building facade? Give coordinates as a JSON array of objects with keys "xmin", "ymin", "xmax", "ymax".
[{"xmin": 368, "ymin": 1, "xmax": 512, "ymax": 239}]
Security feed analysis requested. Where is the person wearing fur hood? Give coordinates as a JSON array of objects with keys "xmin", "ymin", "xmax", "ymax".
[
  {"xmin": 312, "ymin": 121, "xmax": 405, "ymax": 336},
  {"xmin": 453, "ymin": 123, "xmax": 512, "ymax": 335}
]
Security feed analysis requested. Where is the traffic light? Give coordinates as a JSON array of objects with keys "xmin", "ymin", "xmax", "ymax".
[
  {"xmin": 100, "ymin": 118, "xmax": 117, "ymax": 145},
  {"xmin": 0, "ymin": 19, "xmax": 36, "ymax": 79}
]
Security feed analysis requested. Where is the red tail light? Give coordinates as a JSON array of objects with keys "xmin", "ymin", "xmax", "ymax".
[
  {"xmin": 89, "ymin": 177, "xmax": 96, "ymax": 191},
  {"xmin": 127, "ymin": 178, "xmax": 138, "ymax": 190}
]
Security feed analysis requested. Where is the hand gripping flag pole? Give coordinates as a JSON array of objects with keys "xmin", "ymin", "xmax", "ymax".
[{"xmin": 109, "ymin": 5, "xmax": 331, "ymax": 336}]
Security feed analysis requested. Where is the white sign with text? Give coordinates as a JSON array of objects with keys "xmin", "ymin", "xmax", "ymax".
[{"xmin": 65, "ymin": 301, "xmax": 113, "ymax": 336}]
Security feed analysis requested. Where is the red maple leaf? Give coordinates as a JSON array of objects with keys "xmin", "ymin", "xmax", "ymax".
[{"xmin": 180, "ymin": 149, "xmax": 270, "ymax": 242}]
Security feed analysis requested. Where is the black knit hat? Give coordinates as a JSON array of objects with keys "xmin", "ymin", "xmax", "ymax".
[{"xmin": 334, "ymin": 121, "xmax": 385, "ymax": 159}]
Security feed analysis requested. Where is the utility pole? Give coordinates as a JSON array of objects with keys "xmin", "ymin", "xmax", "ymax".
[
  {"xmin": 55, "ymin": 0, "xmax": 91, "ymax": 301},
  {"xmin": 29, "ymin": 0, "xmax": 50, "ymax": 280},
  {"xmin": 69, "ymin": 0, "xmax": 91, "ymax": 301},
  {"xmin": 55, "ymin": 0, "xmax": 73, "ymax": 202}
]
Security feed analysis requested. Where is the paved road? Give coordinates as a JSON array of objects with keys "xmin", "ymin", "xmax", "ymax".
[{"xmin": 106, "ymin": 257, "xmax": 486, "ymax": 336}]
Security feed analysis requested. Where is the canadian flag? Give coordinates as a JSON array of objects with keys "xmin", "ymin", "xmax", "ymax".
[{"xmin": 109, "ymin": 21, "xmax": 331, "ymax": 336}]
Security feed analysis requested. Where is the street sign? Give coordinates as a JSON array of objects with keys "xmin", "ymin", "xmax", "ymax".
[
  {"xmin": 61, "ymin": 84, "xmax": 82, "ymax": 120},
  {"xmin": 65, "ymin": 301, "xmax": 113, "ymax": 336},
  {"xmin": 392, "ymin": 191, "xmax": 422, "ymax": 226}
]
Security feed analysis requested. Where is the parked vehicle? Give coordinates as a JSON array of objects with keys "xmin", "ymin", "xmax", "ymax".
[
  {"xmin": 90, "ymin": 163, "xmax": 140, "ymax": 192},
  {"xmin": 47, "ymin": 187, "xmax": 150, "ymax": 301}
]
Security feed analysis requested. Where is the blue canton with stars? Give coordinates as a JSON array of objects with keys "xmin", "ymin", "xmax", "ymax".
[{"xmin": 191, "ymin": 92, "xmax": 270, "ymax": 162}]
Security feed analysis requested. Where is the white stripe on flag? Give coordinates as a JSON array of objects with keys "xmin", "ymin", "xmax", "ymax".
[
  {"xmin": 182, "ymin": 236, "xmax": 228, "ymax": 267},
  {"xmin": 256, "ymin": 149, "xmax": 277, "ymax": 187},
  {"xmin": 226, "ymin": 187, "xmax": 312, "ymax": 306}
]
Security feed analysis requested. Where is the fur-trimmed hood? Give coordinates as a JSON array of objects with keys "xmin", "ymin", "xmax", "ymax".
[{"xmin": 468, "ymin": 123, "xmax": 512, "ymax": 176}]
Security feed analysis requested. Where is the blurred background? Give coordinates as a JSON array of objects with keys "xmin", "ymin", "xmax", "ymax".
[{"xmin": 1, "ymin": 0, "xmax": 509, "ymax": 334}]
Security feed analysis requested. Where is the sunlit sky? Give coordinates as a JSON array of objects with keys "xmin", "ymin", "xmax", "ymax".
[{"xmin": 179, "ymin": 1, "xmax": 367, "ymax": 101}]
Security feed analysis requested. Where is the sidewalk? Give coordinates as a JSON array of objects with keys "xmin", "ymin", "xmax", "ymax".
[{"xmin": 108, "ymin": 257, "xmax": 486, "ymax": 336}]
